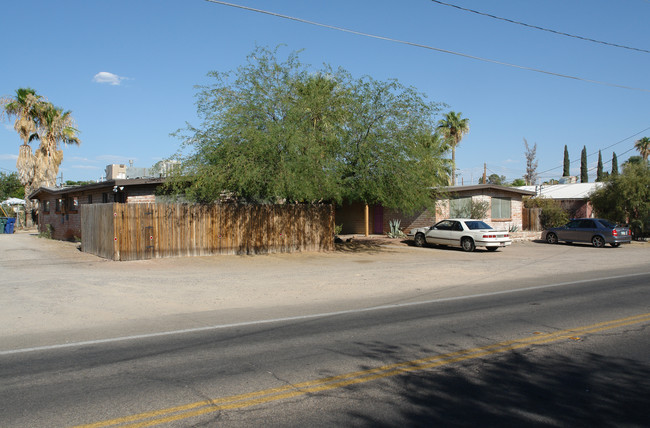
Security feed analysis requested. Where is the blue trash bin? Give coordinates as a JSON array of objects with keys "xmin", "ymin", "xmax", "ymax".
[
  {"xmin": 0, "ymin": 218, "xmax": 6, "ymax": 234},
  {"xmin": 5, "ymin": 218, "xmax": 16, "ymax": 234}
]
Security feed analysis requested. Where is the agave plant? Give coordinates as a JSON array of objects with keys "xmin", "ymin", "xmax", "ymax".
[{"xmin": 387, "ymin": 219, "xmax": 405, "ymax": 238}]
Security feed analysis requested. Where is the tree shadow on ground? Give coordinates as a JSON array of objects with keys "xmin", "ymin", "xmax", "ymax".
[{"xmin": 341, "ymin": 342, "xmax": 649, "ymax": 427}]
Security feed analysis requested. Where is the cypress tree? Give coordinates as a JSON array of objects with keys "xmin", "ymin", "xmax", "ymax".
[
  {"xmin": 612, "ymin": 152, "xmax": 619, "ymax": 176},
  {"xmin": 580, "ymin": 146, "xmax": 588, "ymax": 182},
  {"xmin": 563, "ymin": 145, "xmax": 570, "ymax": 177},
  {"xmin": 596, "ymin": 150, "xmax": 604, "ymax": 181}
]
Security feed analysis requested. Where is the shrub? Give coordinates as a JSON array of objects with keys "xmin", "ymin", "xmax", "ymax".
[
  {"xmin": 524, "ymin": 197, "xmax": 568, "ymax": 229},
  {"xmin": 39, "ymin": 224, "xmax": 54, "ymax": 239}
]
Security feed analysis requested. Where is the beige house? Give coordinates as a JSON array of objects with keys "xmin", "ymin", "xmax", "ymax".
[{"xmin": 336, "ymin": 184, "xmax": 535, "ymax": 235}]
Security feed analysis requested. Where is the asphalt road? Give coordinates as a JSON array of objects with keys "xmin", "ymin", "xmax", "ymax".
[{"xmin": 2, "ymin": 270, "xmax": 649, "ymax": 427}]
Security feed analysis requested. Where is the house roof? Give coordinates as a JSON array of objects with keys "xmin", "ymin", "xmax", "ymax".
[
  {"xmin": 28, "ymin": 177, "xmax": 166, "ymax": 200},
  {"xmin": 443, "ymin": 184, "xmax": 536, "ymax": 196},
  {"xmin": 515, "ymin": 183, "xmax": 604, "ymax": 200}
]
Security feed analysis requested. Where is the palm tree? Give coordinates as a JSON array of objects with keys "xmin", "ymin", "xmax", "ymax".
[
  {"xmin": 634, "ymin": 136, "xmax": 650, "ymax": 163},
  {"xmin": 33, "ymin": 103, "xmax": 81, "ymax": 187},
  {"xmin": 1, "ymin": 88, "xmax": 42, "ymax": 188},
  {"xmin": 437, "ymin": 111, "xmax": 469, "ymax": 186}
]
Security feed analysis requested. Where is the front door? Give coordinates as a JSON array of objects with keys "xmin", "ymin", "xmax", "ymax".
[{"xmin": 373, "ymin": 205, "xmax": 384, "ymax": 234}]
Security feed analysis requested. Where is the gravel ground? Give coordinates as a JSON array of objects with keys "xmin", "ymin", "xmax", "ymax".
[{"xmin": 1, "ymin": 230, "xmax": 648, "ymax": 350}]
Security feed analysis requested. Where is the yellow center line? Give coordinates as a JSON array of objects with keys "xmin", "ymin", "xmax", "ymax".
[{"xmin": 74, "ymin": 312, "xmax": 650, "ymax": 428}]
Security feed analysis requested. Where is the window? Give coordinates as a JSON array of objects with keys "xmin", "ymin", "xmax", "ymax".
[
  {"xmin": 566, "ymin": 220, "xmax": 581, "ymax": 229},
  {"xmin": 102, "ymin": 193, "xmax": 108, "ymax": 203},
  {"xmin": 491, "ymin": 197, "xmax": 511, "ymax": 220},
  {"xmin": 466, "ymin": 221, "xmax": 492, "ymax": 230},
  {"xmin": 88, "ymin": 195, "xmax": 93, "ymax": 204},
  {"xmin": 434, "ymin": 220, "xmax": 454, "ymax": 230},
  {"xmin": 578, "ymin": 219, "xmax": 596, "ymax": 228},
  {"xmin": 43, "ymin": 201, "xmax": 50, "ymax": 213},
  {"xmin": 55, "ymin": 198, "xmax": 63, "ymax": 213},
  {"xmin": 449, "ymin": 196, "xmax": 471, "ymax": 218},
  {"xmin": 68, "ymin": 197, "xmax": 79, "ymax": 211}
]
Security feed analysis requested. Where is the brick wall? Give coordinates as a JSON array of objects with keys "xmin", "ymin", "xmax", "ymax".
[{"xmin": 36, "ymin": 184, "xmax": 161, "ymax": 241}]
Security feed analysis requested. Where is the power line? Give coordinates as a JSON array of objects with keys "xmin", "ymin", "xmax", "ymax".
[
  {"xmin": 204, "ymin": 0, "xmax": 650, "ymax": 93},
  {"xmin": 429, "ymin": 0, "xmax": 650, "ymax": 54},
  {"xmin": 536, "ymin": 126, "xmax": 650, "ymax": 175}
]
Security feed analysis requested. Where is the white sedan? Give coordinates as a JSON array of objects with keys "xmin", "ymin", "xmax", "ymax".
[{"xmin": 409, "ymin": 219, "xmax": 511, "ymax": 252}]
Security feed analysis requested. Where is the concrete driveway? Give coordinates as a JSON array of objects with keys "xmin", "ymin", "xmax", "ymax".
[{"xmin": 2, "ymin": 231, "xmax": 649, "ymax": 351}]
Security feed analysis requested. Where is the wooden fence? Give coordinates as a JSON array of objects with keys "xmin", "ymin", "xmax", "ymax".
[
  {"xmin": 522, "ymin": 207, "xmax": 542, "ymax": 231},
  {"xmin": 81, "ymin": 203, "xmax": 334, "ymax": 261}
]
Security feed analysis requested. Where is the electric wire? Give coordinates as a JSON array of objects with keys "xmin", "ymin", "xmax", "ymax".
[
  {"xmin": 536, "ymin": 126, "xmax": 650, "ymax": 175},
  {"xmin": 466, "ymin": 128, "xmax": 647, "ymax": 182},
  {"xmin": 204, "ymin": 0, "xmax": 650, "ymax": 93},
  {"xmin": 429, "ymin": 0, "xmax": 650, "ymax": 54}
]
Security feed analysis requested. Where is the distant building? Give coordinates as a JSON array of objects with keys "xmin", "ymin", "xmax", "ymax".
[
  {"xmin": 516, "ymin": 182, "xmax": 605, "ymax": 218},
  {"xmin": 29, "ymin": 177, "xmax": 166, "ymax": 241}
]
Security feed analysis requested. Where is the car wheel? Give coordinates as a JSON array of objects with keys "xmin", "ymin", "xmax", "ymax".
[
  {"xmin": 486, "ymin": 247, "xmax": 498, "ymax": 252},
  {"xmin": 546, "ymin": 232, "xmax": 558, "ymax": 244},
  {"xmin": 592, "ymin": 235, "xmax": 605, "ymax": 248},
  {"xmin": 461, "ymin": 237, "xmax": 475, "ymax": 252},
  {"xmin": 414, "ymin": 233, "xmax": 426, "ymax": 247},
  {"xmin": 611, "ymin": 242, "xmax": 621, "ymax": 248}
]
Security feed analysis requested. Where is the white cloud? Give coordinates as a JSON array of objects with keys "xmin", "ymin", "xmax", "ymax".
[
  {"xmin": 3, "ymin": 124, "xmax": 14, "ymax": 131},
  {"xmin": 96, "ymin": 155, "xmax": 136, "ymax": 163},
  {"xmin": 92, "ymin": 71, "xmax": 129, "ymax": 86},
  {"xmin": 0, "ymin": 154, "xmax": 18, "ymax": 160},
  {"xmin": 68, "ymin": 156, "xmax": 97, "ymax": 163},
  {"xmin": 71, "ymin": 164, "xmax": 102, "ymax": 170}
]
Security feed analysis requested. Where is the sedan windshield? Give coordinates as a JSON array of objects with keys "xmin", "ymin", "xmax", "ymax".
[{"xmin": 465, "ymin": 221, "xmax": 492, "ymax": 230}]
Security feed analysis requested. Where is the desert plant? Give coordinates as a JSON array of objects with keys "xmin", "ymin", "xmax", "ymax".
[
  {"xmin": 334, "ymin": 223, "xmax": 343, "ymax": 236},
  {"xmin": 387, "ymin": 219, "xmax": 406, "ymax": 238},
  {"xmin": 39, "ymin": 223, "xmax": 53, "ymax": 239}
]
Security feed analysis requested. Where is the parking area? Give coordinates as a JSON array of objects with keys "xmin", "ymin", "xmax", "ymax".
[{"xmin": 1, "ymin": 231, "xmax": 649, "ymax": 350}]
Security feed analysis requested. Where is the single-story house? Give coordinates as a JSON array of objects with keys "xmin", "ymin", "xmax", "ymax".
[
  {"xmin": 336, "ymin": 184, "xmax": 536, "ymax": 235},
  {"xmin": 29, "ymin": 178, "xmax": 166, "ymax": 241},
  {"xmin": 516, "ymin": 183, "xmax": 605, "ymax": 218}
]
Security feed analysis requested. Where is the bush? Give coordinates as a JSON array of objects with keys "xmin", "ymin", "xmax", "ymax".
[
  {"xmin": 39, "ymin": 224, "xmax": 54, "ymax": 239},
  {"xmin": 524, "ymin": 197, "xmax": 569, "ymax": 229}
]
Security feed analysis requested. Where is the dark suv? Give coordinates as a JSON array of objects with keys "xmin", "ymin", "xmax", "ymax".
[{"xmin": 543, "ymin": 218, "xmax": 632, "ymax": 248}]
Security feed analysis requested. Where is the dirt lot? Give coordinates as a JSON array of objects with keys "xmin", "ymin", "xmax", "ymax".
[{"xmin": 1, "ymin": 230, "xmax": 649, "ymax": 350}]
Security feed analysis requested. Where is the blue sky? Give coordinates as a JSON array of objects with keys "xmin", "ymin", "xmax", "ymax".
[{"xmin": 1, "ymin": 0, "xmax": 648, "ymax": 184}]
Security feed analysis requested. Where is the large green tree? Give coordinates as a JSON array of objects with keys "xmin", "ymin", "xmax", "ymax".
[
  {"xmin": 612, "ymin": 152, "xmax": 619, "ymax": 176},
  {"xmin": 0, "ymin": 172, "xmax": 25, "ymax": 200},
  {"xmin": 436, "ymin": 111, "xmax": 469, "ymax": 186},
  {"xmin": 169, "ymin": 47, "xmax": 449, "ymax": 214},
  {"xmin": 590, "ymin": 163, "xmax": 650, "ymax": 238}
]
